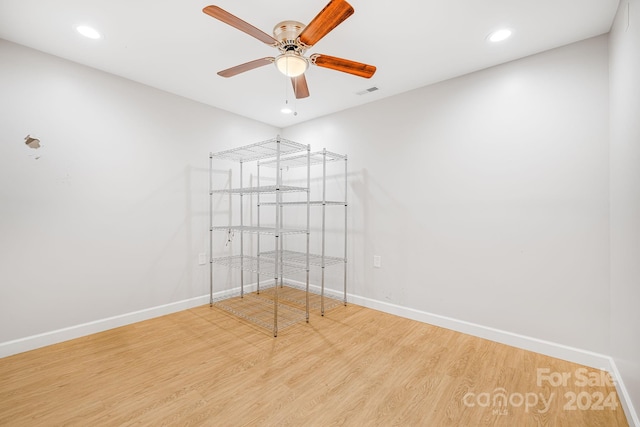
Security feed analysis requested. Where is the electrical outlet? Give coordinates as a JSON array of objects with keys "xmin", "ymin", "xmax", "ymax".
[
  {"xmin": 373, "ymin": 255, "xmax": 381, "ymax": 268},
  {"xmin": 198, "ymin": 253, "xmax": 207, "ymax": 265}
]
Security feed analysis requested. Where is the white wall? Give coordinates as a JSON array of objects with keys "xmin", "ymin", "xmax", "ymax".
[
  {"xmin": 283, "ymin": 35, "xmax": 611, "ymax": 353},
  {"xmin": 610, "ymin": 0, "xmax": 640, "ymax": 416},
  {"xmin": 0, "ymin": 39, "xmax": 278, "ymax": 344}
]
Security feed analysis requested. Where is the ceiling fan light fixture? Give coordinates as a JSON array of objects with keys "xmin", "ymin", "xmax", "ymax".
[{"xmin": 275, "ymin": 53, "xmax": 308, "ymax": 77}]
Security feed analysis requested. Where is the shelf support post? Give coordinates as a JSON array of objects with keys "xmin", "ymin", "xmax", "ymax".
[
  {"xmin": 344, "ymin": 155, "xmax": 348, "ymax": 306},
  {"xmin": 306, "ymin": 144, "xmax": 311, "ymax": 322},
  {"xmin": 273, "ymin": 136, "xmax": 281, "ymax": 337},
  {"xmin": 239, "ymin": 160, "xmax": 244, "ymax": 298},
  {"xmin": 321, "ymin": 149, "xmax": 327, "ymax": 315},
  {"xmin": 209, "ymin": 153, "xmax": 214, "ymax": 306},
  {"xmin": 256, "ymin": 162, "xmax": 261, "ymax": 294}
]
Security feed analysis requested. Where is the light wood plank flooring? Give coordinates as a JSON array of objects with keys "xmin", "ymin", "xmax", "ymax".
[{"xmin": 0, "ymin": 291, "xmax": 628, "ymax": 426}]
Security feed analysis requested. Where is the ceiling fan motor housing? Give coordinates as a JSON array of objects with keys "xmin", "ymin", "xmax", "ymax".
[
  {"xmin": 273, "ymin": 20, "xmax": 309, "ymax": 77},
  {"xmin": 273, "ymin": 21, "xmax": 306, "ymax": 54}
]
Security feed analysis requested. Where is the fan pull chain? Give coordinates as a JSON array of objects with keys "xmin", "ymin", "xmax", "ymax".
[
  {"xmin": 290, "ymin": 75, "xmax": 298, "ymax": 116},
  {"xmin": 281, "ymin": 74, "xmax": 296, "ymax": 116}
]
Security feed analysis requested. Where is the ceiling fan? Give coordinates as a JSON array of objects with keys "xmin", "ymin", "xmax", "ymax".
[{"xmin": 202, "ymin": 0, "xmax": 376, "ymax": 99}]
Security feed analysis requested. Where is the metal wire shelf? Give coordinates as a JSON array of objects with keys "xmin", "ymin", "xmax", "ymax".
[
  {"xmin": 258, "ymin": 283, "xmax": 344, "ymax": 312},
  {"xmin": 259, "ymin": 250, "xmax": 344, "ymax": 267},
  {"xmin": 213, "ymin": 291, "xmax": 307, "ymax": 332},
  {"xmin": 212, "ymin": 255, "xmax": 308, "ymax": 275},
  {"xmin": 259, "ymin": 200, "xmax": 345, "ymax": 206},
  {"xmin": 210, "ymin": 185, "xmax": 307, "ymax": 195},
  {"xmin": 259, "ymin": 150, "xmax": 346, "ymax": 168},
  {"xmin": 211, "ymin": 226, "xmax": 307, "ymax": 235},
  {"xmin": 210, "ymin": 137, "xmax": 307, "ymax": 162}
]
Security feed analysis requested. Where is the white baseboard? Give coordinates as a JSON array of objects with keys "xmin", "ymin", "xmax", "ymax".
[
  {"xmin": 344, "ymin": 292, "xmax": 638, "ymax": 426},
  {"xmin": 1, "ymin": 285, "xmax": 637, "ymax": 425},
  {"xmin": 0, "ymin": 294, "xmax": 209, "ymax": 359},
  {"xmin": 349, "ymin": 294, "xmax": 611, "ymax": 367},
  {"xmin": 0, "ymin": 283, "xmax": 295, "ymax": 359},
  {"xmin": 608, "ymin": 358, "xmax": 640, "ymax": 427}
]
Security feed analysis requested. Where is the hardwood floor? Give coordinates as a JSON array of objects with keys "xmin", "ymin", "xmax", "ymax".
[{"xmin": 0, "ymin": 290, "xmax": 629, "ymax": 426}]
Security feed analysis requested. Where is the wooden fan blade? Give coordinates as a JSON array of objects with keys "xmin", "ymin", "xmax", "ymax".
[
  {"xmin": 311, "ymin": 54, "xmax": 376, "ymax": 78},
  {"xmin": 291, "ymin": 74, "xmax": 310, "ymax": 99},
  {"xmin": 203, "ymin": 6, "xmax": 277, "ymax": 45},
  {"xmin": 218, "ymin": 57, "xmax": 274, "ymax": 78},
  {"xmin": 298, "ymin": 0, "xmax": 354, "ymax": 47}
]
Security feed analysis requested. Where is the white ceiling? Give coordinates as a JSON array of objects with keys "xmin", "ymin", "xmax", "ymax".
[{"xmin": 0, "ymin": 0, "xmax": 619, "ymax": 128}]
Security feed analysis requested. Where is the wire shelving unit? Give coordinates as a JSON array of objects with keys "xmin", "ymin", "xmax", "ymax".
[
  {"xmin": 209, "ymin": 136, "xmax": 311, "ymax": 337},
  {"xmin": 258, "ymin": 148, "xmax": 348, "ymax": 315}
]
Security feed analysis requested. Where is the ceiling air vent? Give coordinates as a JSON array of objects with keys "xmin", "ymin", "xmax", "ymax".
[{"xmin": 356, "ymin": 86, "xmax": 379, "ymax": 95}]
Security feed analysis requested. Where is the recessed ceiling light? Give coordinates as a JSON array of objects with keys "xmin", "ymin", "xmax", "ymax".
[
  {"xmin": 281, "ymin": 107, "xmax": 293, "ymax": 114},
  {"xmin": 488, "ymin": 28, "xmax": 512, "ymax": 43},
  {"xmin": 76, "ymin": 25, "xmax": 102, "ymax": 40}
]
